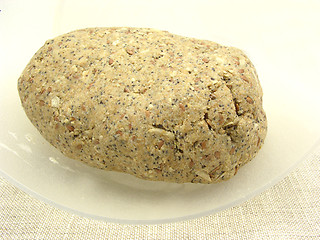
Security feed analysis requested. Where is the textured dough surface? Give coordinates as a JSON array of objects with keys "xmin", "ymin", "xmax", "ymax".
[{"xmin": 18, "ymin": 27, "xmax": 267, "ymax": 183}]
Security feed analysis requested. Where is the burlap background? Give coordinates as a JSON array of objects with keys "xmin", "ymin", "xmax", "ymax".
[{"xmin": 1, "ymin": 147, "xmax": 320, "ymax": 239}]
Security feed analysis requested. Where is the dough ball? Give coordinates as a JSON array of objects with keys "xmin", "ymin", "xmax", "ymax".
[{"xmin": 18, "ymin": 27, "xmax": 267, "ymax": 183}]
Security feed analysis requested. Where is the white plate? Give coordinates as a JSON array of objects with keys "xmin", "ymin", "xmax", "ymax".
[{"xmin": 1, "ymin": 0, "xmax": 320, "ymax": 224}]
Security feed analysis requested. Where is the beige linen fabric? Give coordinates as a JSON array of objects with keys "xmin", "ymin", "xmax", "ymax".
[{"xmin": 1, "ymin": 149, "xmax": 320, "ymax": 239}]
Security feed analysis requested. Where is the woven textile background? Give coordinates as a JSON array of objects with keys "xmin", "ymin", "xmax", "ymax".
[
  {"xmin": 1, "ymin": 0, "xmax": 320, "ymax": 239},
  {"xmin": 1, "ymin": 148, "xmax": 320, "ymax": 239}
]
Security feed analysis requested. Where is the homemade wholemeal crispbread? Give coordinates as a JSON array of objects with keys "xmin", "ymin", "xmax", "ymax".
[{"xmin": 18, "ymin": 27, "xmax": 267, "ymax": 183}]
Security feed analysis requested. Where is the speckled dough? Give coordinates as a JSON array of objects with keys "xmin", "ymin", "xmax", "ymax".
[{"xmin": 18, "ymin": 27, "xmax": 267, "ymax": 184}]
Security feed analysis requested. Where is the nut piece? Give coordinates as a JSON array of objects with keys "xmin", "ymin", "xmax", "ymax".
[
  {"xmin": 202, "ymin": 57, "xmax": 209, "ymax": 63},
  {"xmin": 126, "ymin": 48, "xmax": 134, "ymax": 55}
]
